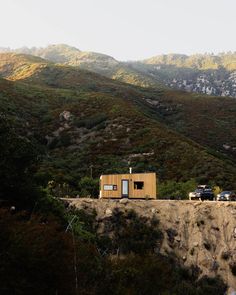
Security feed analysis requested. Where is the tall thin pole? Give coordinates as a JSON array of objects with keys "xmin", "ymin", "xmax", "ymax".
[
  {"xmin": 90, "ymin": 165, "xmax": 93, "ymax": 178},
  {"xmin": 66, "ymin": 216, "xmax": 78, "ymax": 294}
]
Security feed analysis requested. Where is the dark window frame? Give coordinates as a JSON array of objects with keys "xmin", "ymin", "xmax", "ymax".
[{"xmin": 134, "ymin": 181, "xmax": 144, "ymax": 190}]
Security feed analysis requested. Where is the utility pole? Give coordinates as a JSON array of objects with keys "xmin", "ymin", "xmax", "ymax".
[
  {"xmin": 65, "ymin": 216, "xmax": 78, "ymax": 294},
  {"xmin": 90, "ymin": 164, "xmax": 93, "ymax": 178}
]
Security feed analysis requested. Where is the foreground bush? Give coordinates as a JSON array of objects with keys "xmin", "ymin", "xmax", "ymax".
[{"xmin": 0, "ymin": 207, "xmax": 227, "ymax": 295}]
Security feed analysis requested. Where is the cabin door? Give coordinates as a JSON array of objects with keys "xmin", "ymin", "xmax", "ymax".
[{"xmin": 121, "ymin": 179, "xmax": 129, "ymax": 198}]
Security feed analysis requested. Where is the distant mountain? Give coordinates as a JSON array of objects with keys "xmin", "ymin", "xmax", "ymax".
[
  {"xmin": 2, "ymin": 45, "xmax": 236, "ymax": 97},
  {"xmin": 14, "ymin": 44, "xmax": 81, "ymax": 63},
  {"xmin": 131, "ymin": 53, "xmax": 236, "ymax": 97},
  {"xmin": 0, "ymin": 52, "xmax": 236, "ymax": 190},
  {"xmin": 0, "ymin": 45, "xmax": 164, "ymax": 88},
  {"xmin": 144, "ymin": 53, "xmax": 236, "ymax": 70}
]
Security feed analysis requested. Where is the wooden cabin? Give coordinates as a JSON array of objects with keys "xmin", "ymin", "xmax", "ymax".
[{"xmin": 99, "ymin": 172, "xmax": 156, "ymax": 199}]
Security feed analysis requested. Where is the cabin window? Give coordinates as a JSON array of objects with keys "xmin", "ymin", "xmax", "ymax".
[
  {"xmin": 134, "ymin": 181, "xmax": 144, "ymax": 190},
  {"xmin": 104, "ymin": 185, "xmax": 114, "ymax": 191}
]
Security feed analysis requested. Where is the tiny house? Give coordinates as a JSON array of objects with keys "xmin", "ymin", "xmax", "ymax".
[{"xmin": 99, "ymin": 172, "xmax": 156, "ymax": 199}]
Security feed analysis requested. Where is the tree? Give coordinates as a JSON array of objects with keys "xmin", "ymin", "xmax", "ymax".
[
  {"xmin": 158, "ymin": 179, "xmax": 197, "ymax": 199},
  {"xmin": 0, "ymin": 114, "xmax": 41, "ymax": 207},
  {"xmin": 78, "ymin": 176, "xmax": 99, "ymax": 198}
]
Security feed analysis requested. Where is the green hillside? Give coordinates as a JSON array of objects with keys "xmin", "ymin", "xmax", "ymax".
[
  {"xmin": 1, "ymin": 52, "xmax": 234, "ymax": 161},
  {"xmin": 0, "ymin": 54, "xmax": 235, "ymax": 293},
  {"xmin": 0, "ymin": 53, "xmax": 236, "ymax": 196},
  {"xmin": 134, "ymin": 89, "xmax": 236, "ymax": 160}
]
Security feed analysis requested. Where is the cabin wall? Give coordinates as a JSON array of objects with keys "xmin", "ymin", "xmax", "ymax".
[{"xmin": 100, "ymin": 173, "xmax": 156, "ymax": 199}]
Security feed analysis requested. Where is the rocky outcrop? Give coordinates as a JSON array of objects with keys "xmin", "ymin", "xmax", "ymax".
[{"xmin": 65, "ymin": 198, "xmax": 236, "ymax": 293}]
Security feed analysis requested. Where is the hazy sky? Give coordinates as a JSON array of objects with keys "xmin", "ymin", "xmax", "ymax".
[{"xmin": 1, "ymin": 0, "xmax": 235, "ymax": 60}]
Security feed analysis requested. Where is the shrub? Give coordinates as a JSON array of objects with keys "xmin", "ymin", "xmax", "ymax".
[
  {"xmin": 221, "ymin": 251, "xmax": 230, "ymax": 260},
  {"xmin": 78, "ymin": 177, "xmax": 99, "ymax": 198},
  {"xmin": 230, "ymin": 262, "xmax": 236, "ymax": 276},
  {"xmin": 101, "ymin": 209, "xmax": 163, "ymax": 255},
  {"xmin": 0, "ymin": 209, "xmax": 75, "ymax": 295},
  {"xmin": 74, "ymin": 113, "xmax": 107, "ymax": 129},
  {"xmin": 0, "ymin": 114, "xmax": 42, "ymax": 208},
  {"xmin": 158, "ymin": 179, "xmax": 197, "ymax": 199}
]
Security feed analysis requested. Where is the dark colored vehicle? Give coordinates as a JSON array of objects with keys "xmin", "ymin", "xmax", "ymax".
[
  {"xmin": 199, "ymin": 188, "xmax": 214, "ymax": 201},
  {"xmin": 189, "ymin": 185, "xmax": 214, "ymax": 201},
  {"xmin": 216, "ymin": 191, "xmax": 236, "ymax": 201}
]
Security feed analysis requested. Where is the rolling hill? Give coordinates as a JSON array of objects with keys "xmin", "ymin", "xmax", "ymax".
[
  {"xmin": 0, "ymin": 52, "xmax": 236, "ymax": 194},
  {"xmin": 0, "ymin": 52, "xmax": 235, "ymax": 160},
  {"xmin": 131, "ymin": 52, "xmax": 236, "ymax": 97},
  {"xmin": 0, "ymin": 45, "xmax": 164, "ymax": 88},
  {"xmin": 1, "ymin": 44, "xmax": 235, "ymax": 98}
]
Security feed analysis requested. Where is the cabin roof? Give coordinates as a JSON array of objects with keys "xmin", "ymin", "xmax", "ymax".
[{"xmin": 100, "ymin": 172, "xmax": 156, "ymax": 177}]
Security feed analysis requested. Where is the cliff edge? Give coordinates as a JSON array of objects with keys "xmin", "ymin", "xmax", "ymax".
[{"xmin": 65, "ymin": 199, "xmax": 236, "ymax": 293}]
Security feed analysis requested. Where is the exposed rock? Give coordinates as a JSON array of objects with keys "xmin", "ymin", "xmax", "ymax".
[
  {"xmin": 10, "ymin": 206, "xmax": 16, "ymax": 212},
  {"xmin": 64, "ymin": 198, "xmax": 236, "ymax": 291},
  {"xmin": 119, "ymin": 198, "xmax": 129, "ymax": 205},
  {"xmin": 223, "ymin": 144, "xmax": 231, "ymax": 150},
  {"xmin": 59, "ymin": 110, "xmax": 72, "ymax": 121},
  {"xmin": 64, "ymin": 123, "xmax": 70, "ymax": 129},
  {"xmin": 175, "ymin": 236, "xmax": 181, "ymax": 242},
  {"xmin": 227, "ymin": 287, "xmax": 236, "ymax": 295},
  {"xmin": 151, "ymin": 208, "xmax": 157, "ymax": 214},
  {"xmin": 53, "ymin": 126, "xmax": 65, "ymax": 137},
  {"xmin": 83, "ymin": 198, "xmax": 93, "ymax": 203},
  {"xmin": 105, "ymin": 208, "xmax": 113, "ymax": 217}
]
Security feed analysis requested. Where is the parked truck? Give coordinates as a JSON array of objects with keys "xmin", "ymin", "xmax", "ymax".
[{"xmin": 189, "ymin": 185, "xmax": 214, "ymax": 201}]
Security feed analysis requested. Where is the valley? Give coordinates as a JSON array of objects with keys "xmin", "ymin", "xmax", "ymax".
[
  {"xmin": 1, "ymin": 1, "xmax": 235, "ymax": 294},
  {"xmin": 0, "ymin": 52, "xmax": 236, "ymax": 196}
]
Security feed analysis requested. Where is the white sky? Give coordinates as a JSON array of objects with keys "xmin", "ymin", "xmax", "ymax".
[{"xmin": 0, "ymin": 0, "xmax": 235, "ymax": 60}]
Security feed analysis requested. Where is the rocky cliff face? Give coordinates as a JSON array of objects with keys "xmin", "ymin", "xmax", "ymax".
[
  {"xmin": 66, "ymin": 198, "xmax": 236, "ymax": 293},
  {"xmin": 164, "ymin": 70, "xmax": 236, "ymax": 98}
]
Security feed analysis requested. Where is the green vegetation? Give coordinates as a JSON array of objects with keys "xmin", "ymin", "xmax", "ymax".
[
  {"xmin": 98, "ymin": 208, "xmax": 163, "ymax": 255},
  {"xmin": 0, "ymin": 204, "xmax": 227, "ymax": 295},
  {"xmin": 158, "ymin": 179, "xmax": 197, "ymax": 199},
  {"xmin": 0, "ymin": 53, "xmax": 236, "ymax": 196},
  {"xmin": 0, "ymin": 114, "xmax": 42, "ymax": 207},
  {"xmin": 0, "ymin": 109, "xmax": 228, "ymax": 294},
  {"xmin": 74, "ymin": 113, "xmax": 108, "ymax": 129}
]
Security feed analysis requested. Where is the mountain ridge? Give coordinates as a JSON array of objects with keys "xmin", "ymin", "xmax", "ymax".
[{"xmin": 1, "ymin": 44, "xmax": 235, "ymax": 97}]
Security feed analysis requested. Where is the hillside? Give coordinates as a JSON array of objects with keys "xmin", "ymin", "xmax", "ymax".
[
  {"xmin": 131, "ymin": 53, "xmax": 236, "ymax": 97},
  {"xmin": 0, "ymin": 53, "xmax": 236, "ymax": 196},
  {"xmin": 0, "ymin": 45, "xmax": 164, "ymax": 88},
  {"xmin": 1, "ymin": 45, "xmax": 235, "ymax": 98},
  {"xmin": 137, "ymin": 89, "xmax": 236, "ymax": 160},
  {"xmin": 0, "ymin": 52, "xmax": 235, "ymax": 161}
]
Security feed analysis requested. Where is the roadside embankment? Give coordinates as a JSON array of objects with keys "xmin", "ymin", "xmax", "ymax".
[{"xmin": 64, "ymin": 198, "xmax": 236, "ymax": 293}]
